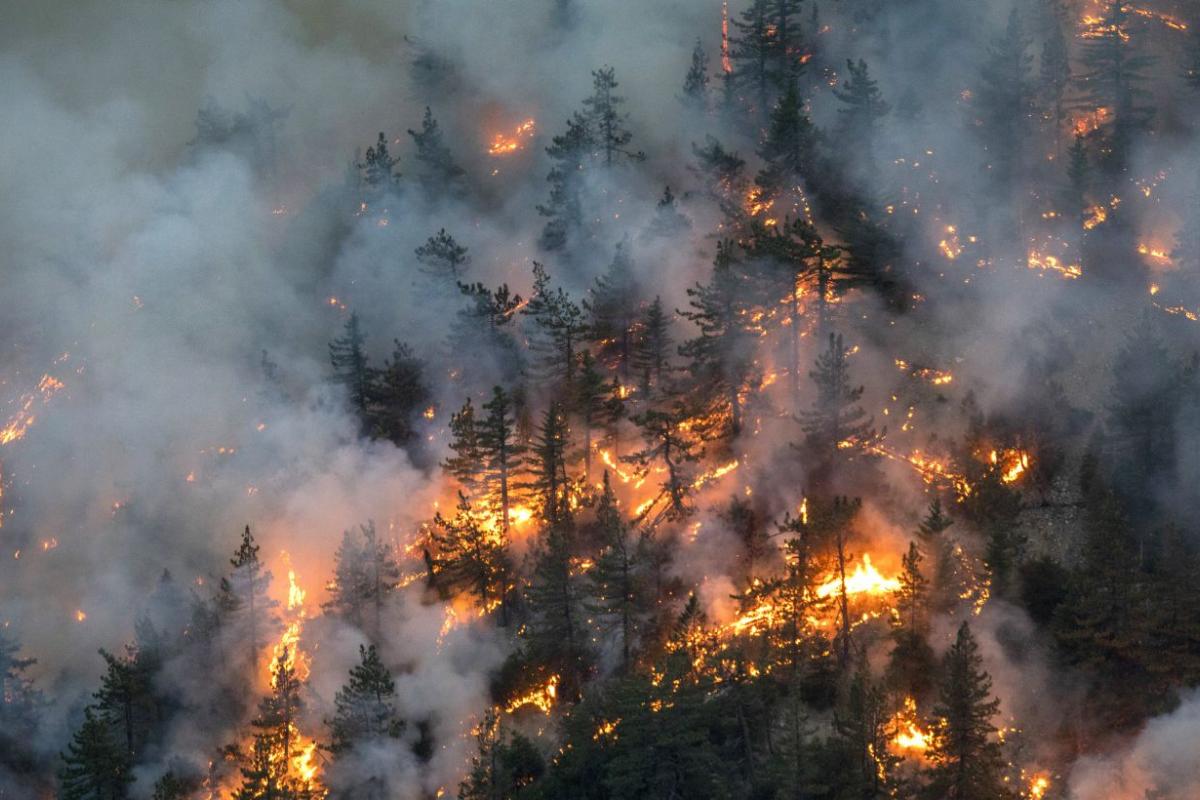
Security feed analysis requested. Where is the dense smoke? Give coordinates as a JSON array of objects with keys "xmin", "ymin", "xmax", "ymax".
[{"xmin": 3, "ymin": 0, "xmax": 1200, "ymax": 799}]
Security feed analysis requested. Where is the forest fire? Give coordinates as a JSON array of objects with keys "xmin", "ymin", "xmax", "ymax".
[
  {"xmin": 815, "ymin": 554, "xmax": 899, "ymax": 600},
  {"xmin": 991, "ymin": 448, "xmax": 1031, "ymax": 484},
  {"xmin": 487, "ymin": 119, "xmax": 536, "ymax": 156},
  {"xmin": 12, "ymin": 2, "xmax": 1200, "ymax": 799},
  {"xmin": 0, "ymin": 373, "xmax": 66, "ymax": 445},
  {"xmin": 504, "ymin": 675, "xmax": 559, "ymax": 715},
  {"xmin": 1027, "ymin": 249, "xmax": 1082, "ymax": 279},
  {"xmin": 894, "ymin": 359, "xmax": 953, "ymax": 385},
  {"xmin": 1137, "ymin": 243, "xmax": 1171, "ymax": 265},
  {"xmin": 889, "ymin": 696, "xmax": 931, "ymax": 757}
]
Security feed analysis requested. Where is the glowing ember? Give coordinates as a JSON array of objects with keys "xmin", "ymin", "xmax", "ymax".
[
  {"xmin": 505, "ymin": 675, "xmax": 559, "ymax": 715},
  {"xmin": 0, "ymin": 373, "xmax": 66, "ymax": 445},
  {"xmin": 1028, "ymin": 773, "xmax": 1051, "ymax": 800},
  {"xmin": 1027, "ymin": 250, "xmax": 1082, "ymax": 280},
  {"xmin": 938, "ymin": 226, "xmax": 963, "ymax": 260},
  {"xmin": 1137, "ymin": 243, "xmax": 1171, "ymax": 265}
]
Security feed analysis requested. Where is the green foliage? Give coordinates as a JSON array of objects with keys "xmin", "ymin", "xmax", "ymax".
[
  {"xmin": 407, "ymin": 106, "xmax": 465, "ymax": 198},
  {"xmin": 59, "ymin": 707, "xmax": 133, "ymax": 800},
  {"xmin": 416, "ymin": 229, "xmax": 471, "ymax": 286},
  {"xmin": 922, "ymin": 623, "xmax": 1011, "ymax": 800},
  {"xmin": 327, "ymin": 645, "xmax": 402, "ymax": 756}
]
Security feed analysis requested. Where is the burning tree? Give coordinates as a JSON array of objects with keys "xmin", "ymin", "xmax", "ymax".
[
  {"xmin": 235, "ymin": 648, "xmax": 322, "ymax": 800},
  {"xmin": 623, "ymin": 401, "xmax": 706, "ymax": 522},
  {"xmin": 429, "ymin": 493, "xmax": 512, "ymax": 620},
  {"xmin": 478, "ymin": 386, "xmax": 528, "ymax": 534}
]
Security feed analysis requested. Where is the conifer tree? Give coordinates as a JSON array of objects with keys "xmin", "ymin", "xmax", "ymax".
[
  {"xmin": 678, "ymin": 241, "xmax": 755, "ymax": 437},
  {"xmin": 915, "ymin": 498, "xmax": 964, "ymax": 614},
  {"xmin": 922, "ymin": 622, "xmax": 1011, "ymax": 800},
  {"xmin": 415, "ymin": 229, "xmax": 470, "ymax": 286},
  {"xmin": 537, "ymin": 115, "xmax": 591, "ymax": 252},
  {"xmin": 572, "ymin": 350, "xmax": 623, "ymax": 480},
  {"xmin": 94, "ymin": 647, "xmax": 155, "ymax": 762},
  {"xmin": 681, "ymin": 39, "xmax": 711, "ymax": 110},
  {"xmin": 746, "ymin": 218, "xmax": 843, "ymax": 401},
  {"xmin": 449, "ymin": 283, "xmax": 524, "ymax": 385},
  {"xmin": 833, "ymin": 660, "xmax": 898, "ymax": 799},
  {"xmin": 1040, "ymin": 2, "xmax": 1071, "ymax": 156},
  {"xmin": 755, "ymin": 79, "xmax": 819, "ymax": 196},
  {"xmin": 327, "ymin": 644, "xmax": 402, "ymax": 756},
  {"xmin": 458, "ymin": 710, "xmax": 544, "ymax": 800},
  {"xmin": 522, "ymin": 263, "xmax": 586, "ymax": 390},
  {"xmin": 323, "ymin": 522, "xmax": 401, "ymax": 640},
  {"xmin": 630, "ymin": 295, "xmax": 674, "ymax": 397},
  {"xmin": 831, "ymin": 201, "xmax": 908, "ymax": 311},
  {"xmin": 769, "ymin": 0, "xmax": 808, "ymax": 91},
  {"xmin": 1064, "ymin": 132, "xmax": 1090, "ymax": 219},
  {"xmin": 1074, "ymin": 3, "xmax": 1157, "ymax": 176},
  {"xmin": 833, "ymin": 59, "xmax": 890, "ymax": 171},
  {"xmin": 887, "ymin": 542, "xmax": 936, "ymax": 699},
  {"xmin": 690, "ymin": 136, "xmax": 748, "ymax": 223},
  {"xmin": 356, "ymin": 132, "xmax": 401, "ymax": 193},
  {"xmin": 624, "ymin": 400, "xmax": 704, "ymax": 522},
  {"xmin": 581, "ymin": 67, "xmax": 644, "ymax": 168},
  {"xmin": 151, "ymin": 771, "xmax": 200, "ymax": 800},
  {"xmin": 430, "ymin": 493, "xmax": 512, "ymax": 618},
  {"xmin": 1052, "ymin": 453, "xmax": 1146, "ymax": 684},
  {"xmin": 728, "ymin": 0, "xmax": 776, "ymax": 119},
  {"xmin": 329, "ymin": 312, "xmax": 375, "ymax": 427},
  {"xmin": 0, "ymin": 628, "xmax": 42, "ymax": 773},
  {"xmin": 1106, "ymin": 315, "xmax": 1180, "ymax": 517},
  {"xmin": 228, "ymin": 525, "xmax": 280, "ymax": 664},
  {"xmin": 765, "ymin": 513, "xmax": 827, "ymax": 680},
  {"xmin": 724, "ymin": 495, "xmax": 770, "ymax": 583},
  {"xmin": 324, "ymin": 527, "xmax": 370, "ymax": 629},
  {"xmin": 526, "ymin": 402, "xmax": 573, "ymax": 527},
  {"xmin": 59, "ymin": 707, "xmax": 134, "ymax": 800},
  {"xmin": 525, "ymin": 524, "xmax": 592, "ymax": 702},
  {"xmin": 407, "ymin": 106, "xmax": 465, "ymax": 198},
  {"xmin": 236, "ymin": 649, "xmax": 314, "ymax": 800},
  {"xmin": 371, "ymin": 340, "xmax": 428, "ymax": 446},
  {"xmin": 478, "ymin": 386, "xmax": 527, "ymax": 533},
  {"xmin": 797, "ymin": 333, "xmax": 874, "ymax": 488},
  {"xmin": 584, "ymin": 241, "xmax": 641, "ymax": 380},
  {"xmin": 443, "ymin": 397, "xmax": 484, "ymax": 495},
  {"xmin": 975, "ymin": 9, "xmax": 1033, "ymax": 227},
  {"xmin": 645, "ymin": 185, "xmax": 692, "ymax": 240},
  {"xmin": 587, "ymin": 473, "xmax": 647, "ymax": 671}
]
